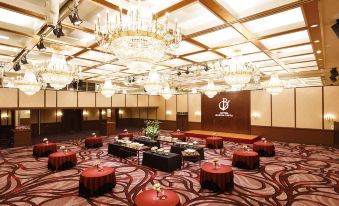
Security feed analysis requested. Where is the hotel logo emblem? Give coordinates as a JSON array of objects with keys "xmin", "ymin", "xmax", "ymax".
[{"xmin": 219, "ymin": 98, "xmax": 230, "ymax": 111}]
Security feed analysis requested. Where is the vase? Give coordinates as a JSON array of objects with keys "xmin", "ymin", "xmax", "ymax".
[{"xmin": 214, "ymin": 162, "xmax": 217, "ymax": 169}]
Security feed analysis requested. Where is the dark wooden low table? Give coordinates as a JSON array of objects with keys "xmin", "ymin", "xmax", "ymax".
[{"xmin": 142, "ymin": 151, "xmax": 181, "ymax": 172}]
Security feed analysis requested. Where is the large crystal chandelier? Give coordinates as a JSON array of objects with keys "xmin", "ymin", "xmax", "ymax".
[
  {"xmin": 264, "ymin": 73, "xmax": 284, "ymax": 95},
  {"xmin": 161, "ymin": 82, "xmax": 174, "ymax": 100},
  {"xmin": 94, "ymin": 0, "xmax": 181, "ymax": 71},
  {"xmin": 144, "ymin": 70, "xmax": 163, "ymax": 95},
  {"xmin": 16, "ymin": 70, "xmax": 41, "ymax": 95},
  {"xmin": 204, "ymin": 81, "xmax": 218, "ymax": 98},
  {"xmin": 37, "ymin": 53, "xmax": 80, "ymax": 90},
  {"xmin": 101, "ymin": 78, "xmax": 118, "ymax": 98},
  {"xmin": 222, "ymin": 49, "xmax": 255, "ymax": 90}
]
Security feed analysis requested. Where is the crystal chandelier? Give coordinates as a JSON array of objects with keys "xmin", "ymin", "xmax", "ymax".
[
  {"xmin": 37, "ymin": 53, "xmax": 80, "ymax": 90},
  {"xmin": 144, "ymin": 70, "xmax": 163, "ymax": 95},
  {"xmin": 161, "ymin": 82, "xmax": 174, "ymax": 100},
  {"xmin": 101, "ymin": 78, "xmax": 118, "ymax": 98},
  {"xmin": 204, "ymin": 81, "xmax": 218, "ymax": 98},
  {"xmin": 264, "ymin": 73, "xmax": 284, "ymax": 95},
  {"xmin": 16, "ymin": 70, "xmax": 41, "ymax": 95},
  {"xmin": 94, "ymin": 0, "xmax": 181, "ymax": 71},
  {"xmin": 222, "ymin": 49, "xmax": 255, "ymax": 90}
]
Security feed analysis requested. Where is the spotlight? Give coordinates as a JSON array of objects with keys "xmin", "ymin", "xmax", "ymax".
[
  {"xmin": 185, "ymin": 69, "xmax": 189, "ymax": 75},
  {"xmin": 330, "ymin": 67, "xmax": 338, "ymax": 77},
  {"xmin": 177, "ymin": 71, "xmax": 181, "ymax": 76},
  {"xmin": 204, "ymin": 65, "xmax": 209, "ymax": 72},
  {"xmin": 36, "ymin": 39, "xmax": 46, "ymax": 51},
  {"xmin": 53, "ymin": 22, "xmax": 64, "ymax": 38},
  {"xmin": 21, "ymin": 55, "xmax": 28, "ymax": 64},
  {"xmin": 330, "ymin": 75, "xmax": 337, "ymax": 83},
  {"xmin": 331, "ymin": 19, "xmax": 339, "ymax": 39},
  {"xmin": 69, "ymin": 7, "xmax": 83, "ymax": 26},
  {"xmin": 13, "ymin": 63, "xmax": 21, "ymax": 71}
]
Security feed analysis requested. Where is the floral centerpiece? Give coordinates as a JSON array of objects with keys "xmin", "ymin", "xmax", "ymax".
[
  {"xmin": 143, "ymin": 120, "xmax": 160, "ymax": 139},
  {"xmin": 92, "ymin": 132, "xmax": 96, "ymax": 137},
  {"xmin": 95, "ymin": 161, "xmax": 102, "ymax": 171},
  {"xmin": 261, "ymin": 137, "xmax": 267, "ymax": 143},
  {"xmin": 176, "ymin": 129, "xmax": 180, "ymax": 132},
  {"xmin": 43, "ymin": 138, "xmax": 48, "ymax": 144},
  {"xmin": 212, "ymin": 158, "xmax": 219, "ymax": 169},
  {"xmin": 242, "ymin": 145, "xmax": 249, "ymax": 151},
  {"xmin": 123, "ymin": 129, "xmax": 128, "ymax": 132},
  {"xmin": 60, "ymin": 145, "xmax": 66, "ymax": 152},
  {"xmin": 193, "ymin": 141, "xmax": 198, "ymax": 145},
  {"xmin": 153, "ymin": 183, "xmax": 161, "ymax": 198}
]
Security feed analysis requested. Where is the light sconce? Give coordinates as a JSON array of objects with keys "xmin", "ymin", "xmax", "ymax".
[
  {"xmin": 194, "ymin": 111, "xmax": 201, "ymax": 116},
  {"xmin": 56, "ymin": 111, "xmax": 63, "ymax": 117},
  {"xmin": 324, "ymin": 113, "xmax": 335, "ymax": 122},
  {"xmin": 101, "ymin": 110, "xmax": 106, "ymax": 115},
  {"xmin": 118, "ymin": 110, "xmax": 124, "ymax": 115},
  {"xmin": 166, "ymin": 110, "xmax": 172, "ymax": 115},
  {"xmin": 1, "ymin": 113, "xmax": 8, "ymax": 119},
  {"xmin": 251, "ymin": 112, "xmax": 261, "ymax": 119},
  {"xmin": 83, "ymin": 110, "xmax": 88, "ymax": 116},
  {"xmin": 25, "ymin": 110, "xmax": 31, "ymax": 114}
]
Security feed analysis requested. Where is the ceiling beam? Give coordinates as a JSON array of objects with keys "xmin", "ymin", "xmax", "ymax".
[
  {"xmin": 155, "ymin": 0, "xmax": 198, "ymax": 18},
  {"xmin": 0, "ymin": 2, "xmax": 45, "ymax": 20},
  {"xmin": 87, "ymin": 0, "xmax": 127, "ymax": 14}
]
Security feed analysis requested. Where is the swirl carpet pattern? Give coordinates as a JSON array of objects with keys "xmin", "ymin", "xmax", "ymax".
[{"xmin": 0, "ymin": 135, "xmax": 338, "ymax": 206}]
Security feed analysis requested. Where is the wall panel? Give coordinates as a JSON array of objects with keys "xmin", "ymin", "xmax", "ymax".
[
  {"xmin": 251, "ymin": 90, "xmax": 271, "ymax": 126},
  {"xmin": 296, "ymin": 87, "xmax": 322, "ymax": 129},
  {"xmin": 112, "ymin": 94, "xmax": 125, "ymax": 107},
  {"xmin": 188, "ymin": 93, "xmax": 201, "ymax": 122},
  {"xmin": 324, "ymin": 86, "xmax": 339, "ymax": 129},
  {"xmin": 148, "ymin": 108, "xmax": 157, "ymax": 119},
  {"xmin": 78, "ymin": 92, "xmax": 95, "ymax": 107},
  {"xmin": 272, "ymin": 88, "xmax": 295, "ymax": 127},
  {"xmin": 149, "ymin": 95, "xmax": 160, "ymax": 107},
  {"xmin": 0, "ymin": 88, "xmax": 18, "ymax": 108},
  {"xmin": 96, "ymin": 93, "xmax": 111, "ymax": 107},
  {"xmin": 138, "ymin": 95, "xmax": 149, "ymax": 107},
  {"xmin": 57, "ymin": 91, "xmax": 77, "ymax": 107},
  {"xmin": 45, "ymin": 90, "xmax": 56, "ymax": 107},
  {"xmin": 19, "ymin": 90, "xmax": 44, "ymax": 108},
  {"xmin": 126, "ymin": 95, "xmax": 138, "ymax": 107},
  {"xmin": 177, "ymin": 94, "xmax": 188, "ymax": 112},
  {"xmin": 157, "ymin": 96, "xmax": 166, "ymax": 120},
  {"xmin": 165, "ymin": 96, "xmax": 176, "ymax": 121},
  {"xmin": 140, "ymin": 108, "xmax": 148, "ymax": 119}
]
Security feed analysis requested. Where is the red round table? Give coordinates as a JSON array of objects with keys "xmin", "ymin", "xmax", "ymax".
[
  {"xmin": 170, "ymin": 132, "xmax": 186, "ymax": 142},
  {"xmin": 33, "ymin": 143, "xmax": 57, "ymax": 157},
  {"xmin": 206, "ymin": 137, "xmax": 223, "ymax": 149},
  {"xmin": 253, "ymin": 141, "xmax": 275, "ymax": 157},
  {"xmin": 79, "ymin": 166, "xmax": 116, "ymax": 196},
  {"xmin": 135, "ymin": 189, "xmax": 181, "ymax": 206},
  {"xmin": 119, "ymin": 132, "xmax": 133, "ymax": 139},
  {"xmin": 48, "ymin": 151, "xmax": 77, "ymax": 171},
  {"xmin": 200, "ymin": 162, "xmax": 234, "ymax": 191},
  {"xmin": 232, "ymin": 150, "xmax": 259, "ymax": 170},
  {"xmin": 85, "ymin": 136, "xmax": 103, "ymax": 148}
]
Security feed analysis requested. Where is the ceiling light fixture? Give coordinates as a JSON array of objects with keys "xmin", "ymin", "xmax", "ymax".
[
  {"xmin": 21, "ymin": 55, "xmax": 28, "ymax": 64},
  {"xmin": 161, "ymin": 82, "xmax": 174, "ymax": 100},
  {"xmin": 53, "ymin": 22, "xmax": 64, "ymax": 38},
  {"xmin": 264, "ymin": 73, "xmax": 284, "ymax": 95},
  {"xmin": 95, "ymin": 0, "xmax": 181, "ymax": 71},
  {"xmin": 69, "ymin": 1, "xmax": 82, "ymax": 26},
  {"xmin": 13, "ymin": 63, "xmax": 21, "ymax": 71},
  {"xmin": 144, "ymin": 70, "xmax": 163, "ymax": 95},
  {"xmin": 310, "ymin": 24, "xmax": 318, "ymax": 28},
  {"xmin": 36, "ymin": 38, "xmax": 46, "ymax": 51},
  {"xmin": 204, "ymin": 81, "xmax": 218, "ymax": 98},
  {"xmin": 15, "ymin": 69, "xmax": 41, "ymax": 95},
  {"xmin": 101, "ymin": 78, "xmax": 117, "ymax": 98},
  {"xmin": 0, "ymin": 35, "xmax": 9, "ymax": 40}
]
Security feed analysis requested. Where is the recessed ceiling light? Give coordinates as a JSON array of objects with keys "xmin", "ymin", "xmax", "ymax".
[
  {"xmin": 318, "ymin": 58, "xmax": 323, "ymax": 61},
  {"xmin": 0, "ymin": 35, "xmax": 9, "ymax": 39},
  {"xmin": 314, "ymin": 40, "xmax": 320, "ymax": 43},
  {"xmin": 310, "ymin": 24, "xmax": 318, "ymax": 28},
  {"xmin": 208, "ymin": 48, "xmax": 212, "ymax": 51},
  {"xmin": 316, "ymin": 50, "xmax": 321, "ymax": 54}
]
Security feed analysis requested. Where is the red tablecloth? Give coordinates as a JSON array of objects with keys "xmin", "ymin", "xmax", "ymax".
[
  {"xmin": 79, "ymin": 166, "xmax": 116, "ymax": 196},
  {"xmin": 232, "ymin": 150, "xmax": 259, "ymax": 170},
  {"xmin": 85, "ymin": 136, "xmax": 103, "ymax": 148},
  {"xmin": 135, "ymin": 189, "xmax": 181, "ymax": 206},
  {"xmin": 119, "ymin": 132, "xmax": 133, "ymax": 139},
  {"xmin": 170, "ymin": 132, "xmax": 186, "ymax": 141},
  {"xmin": 33, "ymin": 143, "xmax": 57, "ymax": 157},
  {"xmin": 206, "ymin": 137, "xmax": 223, "ymax": 149},
  {"xmin": 200, "ymin": 162, "xmax": 233, "ymax": 191},
  {"xmin": 253, "ymin": 141, "xmax": 275, "ymax": 157},
  {"xmin": 48, "ymin": 151, "xmax": 77, "ymax": 171}
]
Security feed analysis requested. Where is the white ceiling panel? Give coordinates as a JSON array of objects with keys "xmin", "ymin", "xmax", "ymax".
[
  {"xmin": 97, "ymin": 64, "xmax": 125, "ymax": 71},
  {"xmin": 280, "ymin": 54, "xmax": 316, "ymax": 64},
  {"xmin": 287, "ymin": 61, "xmax": 317, "ymax": 69},
  {"xmin": 86, "ymin": 69, "xmax": 113, "ymax": 75},
  {"xmin": 242, "ymin": 52, "xmax": 270, "ymax": 62},
  {"xmin": 0, "ymin": 8, "xmax": 44, "ymax": 32},
  {"xmin": 243, "ymin": 7, "xmax": 305, "ymax": 37},
  {"xmin": 170, "ymin": 41, "xmax": 204, "ymax": 56},
  {"xmin": 255, "ymin": 60, "xmax": 278, "ymax": 68},
  {"xmin": 160, "ymin": 58, "xmax": 191, "ymax": 67},
  {"xmin": 184, "ymin": 51, "xmax": 221, "ymax": 62},
  {"xmin": 294, "ymin": 66, "xmax": 318, "ymax": 73},
  {"xmin": 272, "ymin": 44, "xmax": 314, "ymax": 58},
  {"xmin": 260, "ymin": 30, "xmax": 310, "ymax": 49},
  {"xmin": 78, "ymin": 50, "xmax": 114, "ymax": 62},
  {"xmin": 193, "ymin": 27, "xmax": 246, "ymax": 48},
  {"xmin": 68, "ymin": 58, "xmax": 98, "ymax": 67},
  {"xmin": 217, "ymin": 42, "xmax": 260, "ymax": 56}
]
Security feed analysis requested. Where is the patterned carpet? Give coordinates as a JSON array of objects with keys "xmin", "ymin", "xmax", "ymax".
[{"xmin": 0, "ymin": 133, "xmax": 338, "ymax": 206}]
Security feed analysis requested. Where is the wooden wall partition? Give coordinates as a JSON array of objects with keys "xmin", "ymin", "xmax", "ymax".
[{"xmin": 202, "ymin": 91, "xmax": 251, "ymax": 133}]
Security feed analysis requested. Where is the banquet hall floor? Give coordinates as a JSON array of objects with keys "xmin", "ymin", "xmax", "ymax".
[{"xmin": 0, "ymin": 133, "xmax": 338, "ymax": 206}]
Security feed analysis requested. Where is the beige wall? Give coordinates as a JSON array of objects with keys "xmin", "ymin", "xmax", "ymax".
[
  {"xmin": 78, "ymin": 92, "xmax": 95, "ymax": 107},
  {"xmin": 126, "ymin": 95, "xmax": 137, "ymax": 107},
  {"xmin": 19, "ymin": 90, "xmax": 45, "ymax": 108},
  {"xmin": 157, "ymin": 96, "xmax": 166, "ymax": 120},
  {"xmin": 177, "ymin": 94, "xmax": 188, "ymax": 112},
  {"xmin": 165, "ymin": 95, "xmax": 176, "ymax": 121},
  {"xmin": 45, "ymin": 90, "xmax": 56, "ymax": 107},
  {"xmin": 0, "ymin": 88, "xmax": 17, "ymax": 108},
  {"xmin": 140, "ymin": 108, "xmax": 148, "ymax": 119},
  {"xmin": 296, "ymin": 87, "xmax": 322, "ymax": 129},
  {"xmin": 112, "ymin": 94, "xmax": 125, "ymax": 107},
  {"xmin": 324, "ymin": 86, "xmax": 339, "ymax": 129},
  {"xmin": 138, "ymin": 95, "xmax": 149, "ymax": 107},
  {"xmin": 148, "ymin": 108, "xmax": 157, "ymax": 119},
  {"xmin": 96, "ymin": 93, "xmax": 111, "ymax": 107},
  {"xmin": 57, "ymin": 91, "xmax": 77, "ymax": 107},
  {"xmin": 251, "ymin": 90, "xmax": 271, "ymax": 126},
  {"xmin": 188, "ymin": 93, "xmax": 201, "ymax": 122},
  {"xmin": 272, "ymin": 89, "xmax": 295, "ymax": 127}
]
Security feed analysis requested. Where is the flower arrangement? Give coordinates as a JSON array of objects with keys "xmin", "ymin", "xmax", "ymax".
[
  {"xmin": 261, "ymin": 137, "xmax": 267, "ymax": 143},
  {"xmin": 176, "ymin": 129, "xmax": 180, "ymax": 132},
  {"xmin": 95, "ymin": 161, "xmax": 101, "ymax": 169},
  {"xmin": 242, "ymin": 145, "xmax": 249, "ymax": 151},
  {"xmin": 92, "ymin": 132, "xmax": 96, "ymax": 136},
  {"xmin": 123, "ymin": 129, "xmax": 128, "ymax": 132},
  {"xmin": 60, "ymin": 146, "xmax": 66, "ymax": 152},
  {"xmin": 193, "ymin": 141, "xmax": 198, "ymax": 145},
  {"xmin": 152, "ymin": 183, "xmax": 161, "ymax": 197},
  {"xmin": 143, "ymin": 120, "xmax": 160, "ymax": 139},
  {"xmin": 43, "ymin": 138, "xmax": 48, "ymax": 143}
]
